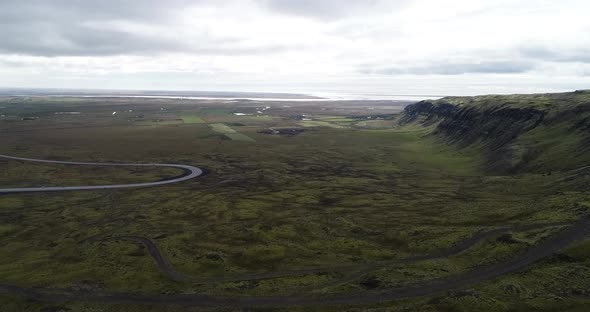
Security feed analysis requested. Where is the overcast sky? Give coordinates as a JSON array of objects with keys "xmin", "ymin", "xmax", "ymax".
[{"xmin": 1, "ymin": 0, "xmax": 589, "ymax": 97}]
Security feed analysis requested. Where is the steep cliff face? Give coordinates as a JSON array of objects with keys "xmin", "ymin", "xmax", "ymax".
[
  {"xmin": 400, "ymin": 91, "xmax": 590, "ymax": 173},
  {"xmin": 400, "ymin": 101, "xmax": 458, "ymax": 124}
]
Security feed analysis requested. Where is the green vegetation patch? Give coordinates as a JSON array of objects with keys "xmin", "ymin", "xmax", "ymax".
[
  {"xmin": 225, "ymin": 133, "xmax": 255, "ymax": 142},
  {"xmin": 180, "ymin": 115, "xmax": 205, "ymax": 124},
  {"xmin": 298, "ymin": 120, "xmax": 344, "ymax": 128},
  {"xmin": 209, "ymin": 123, "xmax": 255, "ymax": 141},
  {"xmin": 209, "ymin": 123, "xmax": 237, "ymax": 134}
]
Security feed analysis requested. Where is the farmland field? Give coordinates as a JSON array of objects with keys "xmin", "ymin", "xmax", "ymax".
[
  {"xmin": 209, "ymin": 123, "xmax": 255, "ymax": 141},
  {"xmin": 180, "ymin": 115, "xmax": 205, "ymax": 124}
]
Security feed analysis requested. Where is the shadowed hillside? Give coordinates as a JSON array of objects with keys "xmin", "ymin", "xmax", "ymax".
[{"xmin": 400, "ymin": 90, "xmax": 590, "ymax": 173}]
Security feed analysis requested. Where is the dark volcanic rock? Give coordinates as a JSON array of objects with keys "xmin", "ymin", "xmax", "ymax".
[
  {"xmin": 448, "ymin": 289, "xmax": 480, "ymax": 298},
  {"xmin": 204, "ymin": 251, "xmax": 225, "ymax": 261},
  {"xmin": 41, "ymin": 307, "xmax": 71, "ymax": 312},
  {"xmin": 359, "ymin": 275, "xmax": 382, "ymax": 289},
  {"xmin": 258, "ymin": 128, "xmax": 305, "ymax": 136},
  {"xmin": 400, "ymin": 100, "xmax": 458, "ymax": 124},
  {"xmin": 496, "ymin": 233, "xmax": 519, "ymax": 244}
]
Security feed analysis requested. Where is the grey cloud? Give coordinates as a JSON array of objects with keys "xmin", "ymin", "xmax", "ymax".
[
  {"xmin": 0, "ymin": 24, "xmax": 188, "ymax": 56},
  {"xmin": 0, "ymin": 1, "xmax": 194, "ymax": 23},
  {"xmin": 0, "ymin": 1, "xmax": 194, "ymax": 56},
  {"xmin": 520, "ymin": 47, "xmax": 590, "ymax": 63},
  {"xmin": 260, "ymin": 0, "xmax": 405, "ymax": 19},
  {"xmin": 0, "ymin": 59, "xmax": 30, "ymax": 68},
  {"xmin": 362, "ymin": 61, "xmax": 535, "ymax": 75},
  {"xmin": 0, "ymin": 0, "xmax": 289, "ymax": 57}
]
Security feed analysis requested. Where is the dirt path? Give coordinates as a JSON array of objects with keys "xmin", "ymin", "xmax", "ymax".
[
  {"xmin": 99, "ymin": 222, "xmax": 570, "ymax": 286},
  {"xmin": 2, "ymin": 218, "xmax": 588, "ymax": 307}
]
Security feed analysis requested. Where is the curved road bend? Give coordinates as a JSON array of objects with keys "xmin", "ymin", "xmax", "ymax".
[
  {"xmin": 1, "ymin": 218, "xmax": 589, "ymax": 307},
  {"xmin": 0, "ymin": 154, "xmax": 203, "ymax": 193}
]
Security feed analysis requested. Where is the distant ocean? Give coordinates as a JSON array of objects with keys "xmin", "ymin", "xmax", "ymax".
[
  {"xmin": 308, "ymin": 92, "xmax": 442, "ymax": 101},
  {"xmin": 0, "ymin": 88, "xmax": 442, "ymax": 102},
  {"xmin": 73, "ymin": 94, "xmax": 439, "ymax": 102}
]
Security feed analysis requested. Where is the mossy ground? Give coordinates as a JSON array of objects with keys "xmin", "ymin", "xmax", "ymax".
[{"xmin": 0, "ymin": 95, "xmax": 589, "ymax": 311}]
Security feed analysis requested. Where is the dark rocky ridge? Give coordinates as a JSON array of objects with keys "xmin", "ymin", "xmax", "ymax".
[
  {"xmin": 400, "ymin": 91, "xmax": 590, "ymax": 173},
  {"xmin": 401, "ymin": 100, "xmax": 545, "ymax": 149}
]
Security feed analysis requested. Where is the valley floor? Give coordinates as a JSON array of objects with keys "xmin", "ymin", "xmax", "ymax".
[{"xmin": 1, "ymin": 95, "xmax": 589, "ymax": 311}]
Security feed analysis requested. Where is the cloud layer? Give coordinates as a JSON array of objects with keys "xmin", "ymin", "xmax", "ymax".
[{"xmin": 0, "ymin": 0, "xmax": 589, "ymax": 95}]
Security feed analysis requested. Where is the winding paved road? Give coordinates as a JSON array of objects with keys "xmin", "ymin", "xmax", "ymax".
[{"xmin": 0, "ymin": 154, "xmax": 203, "ymax": 193}]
